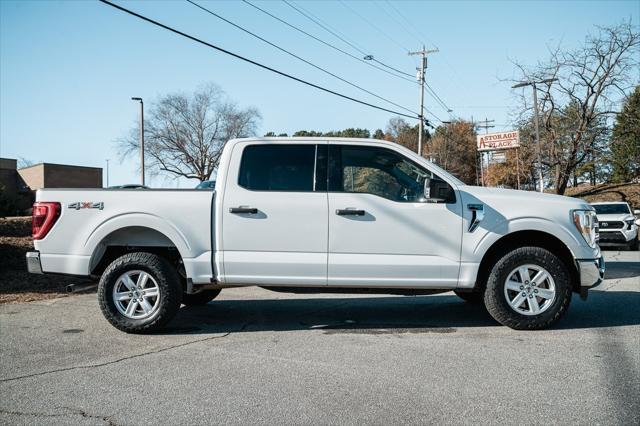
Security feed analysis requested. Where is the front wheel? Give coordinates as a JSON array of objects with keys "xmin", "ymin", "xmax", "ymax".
[
  {"xmin": 484, "ymin": 247, "xmax": 572, "ymax": 330},
  {"xmin": 629, "ymin": 238, "xmax": 639, "ymax": 251},
  {"xmin": 98, "ymin": 252, "xmax": 182, "ymax": 333}
]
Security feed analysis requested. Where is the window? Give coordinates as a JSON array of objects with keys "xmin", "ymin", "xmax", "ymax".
[
  {"xmin": 592, "ymin": 204, "xmax": 631, "ymax": 215},
  {"xmin": 329, "ymin": 145, "xmax": 455, "ymax": 203},
  {"xmin": 238, "ymin": 145, "xmax": 316, "ymax": 191}
]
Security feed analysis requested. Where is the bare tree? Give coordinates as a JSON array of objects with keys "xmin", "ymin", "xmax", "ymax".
[
  {"xmin": 119, "ymin": 84, "xmax": 261, "ymax": 181},
  {"xmin": 511, "ymin": 21, "xmax": 639, "ymax": 194}
]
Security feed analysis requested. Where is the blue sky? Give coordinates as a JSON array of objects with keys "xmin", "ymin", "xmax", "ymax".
[{"xmin": 1, "ymin": 0, "xmax": 637, "ymax": 187}]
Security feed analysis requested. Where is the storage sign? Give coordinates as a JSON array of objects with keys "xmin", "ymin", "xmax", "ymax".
[{"xmin": 477, "ymin": 131, "xmax": 520, "ymax": 152}]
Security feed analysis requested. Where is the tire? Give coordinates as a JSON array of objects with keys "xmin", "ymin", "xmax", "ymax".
[
  {"xmin": 484, "ymin": 247, "xmax": 572, "ymax": 330},
  {"xmin": 182, "ymin": 289, "xmax": 221, "ymax": 306},
  {"xmin": 98, "ymin": 252, "xmax": 182, "ymax": 333},
  {"xmin": 629, "ymin": 238, "xmax": 639, "ymax": 251},
  {"xmin": 453, "ymin": 290, "xmax": 484, "ymax": 304}
]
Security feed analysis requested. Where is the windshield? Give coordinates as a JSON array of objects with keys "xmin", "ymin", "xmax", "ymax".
[{"xmin": 593, "ymin": 204, "xmax": 631, "ymax": 215}]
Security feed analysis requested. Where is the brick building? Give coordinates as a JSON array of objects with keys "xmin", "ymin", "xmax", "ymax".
[{"xmin": 0, "ymin": 158, "xmax": 103, "ymax": 214}]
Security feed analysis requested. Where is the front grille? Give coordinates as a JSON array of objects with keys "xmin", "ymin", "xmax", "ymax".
[
  {"xmin": 598, "ymin": 231, "xmax": 627, "ymax": 243},
  {"xmin": 598, "ymin": 220, "xmax": 624, "ymax": 229}
]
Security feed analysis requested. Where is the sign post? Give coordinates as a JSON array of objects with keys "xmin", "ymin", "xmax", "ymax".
[{"xmin": 476, "ymin": 131, "xmax": 521, "ymax": 189}]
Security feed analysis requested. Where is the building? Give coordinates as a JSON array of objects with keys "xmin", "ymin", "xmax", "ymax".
[
  {"xmin": 17, "ymin": 162, "xmax": 102, "ymax": 190},
  {"xmin": 0, "ymin": 158, "xmax": 103, "ymax": 214}
]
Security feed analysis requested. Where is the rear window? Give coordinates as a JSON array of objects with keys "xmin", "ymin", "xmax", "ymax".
[
  {"xmin": 238, "ymin": 145, "xmax": 316, "ymax": 191},
  {"xmin": 593, "ymin": 204, "xmax": 631, "ymax": 215}
]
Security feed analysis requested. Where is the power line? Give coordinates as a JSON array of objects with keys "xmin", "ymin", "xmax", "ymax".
[
  {"xmin": 186, "ymin": 0, "xmax": 416, "ymax": 115},
  {"xmin": 383, "ymin": 0, "xmax": 434, "ymax": 49},
  {"xmin": 337, "ymin": 0, "xmax": 411, "ymax": 53},
  {"xmin": 241, "ymin": 0, "xmax": 417, "ymax": 84},
  {"xmin": 98, "ymin": 0, "xmax": 419, "ymax": 119},
  {"xmin": 282, "ymin": 0, "xmax": 415, "ymax": 81},
  {"xmin": 425, "ymin": 82, "xmax": 452, "ymax": 113}
]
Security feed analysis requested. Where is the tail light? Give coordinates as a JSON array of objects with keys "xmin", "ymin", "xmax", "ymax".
[{"xmin": 32, "ymin": 202, "xmax": 61, "ymax": 240}]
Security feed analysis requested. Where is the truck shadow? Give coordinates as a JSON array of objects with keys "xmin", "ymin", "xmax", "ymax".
[
  {"xmin": 604, "ymin": 261, "xmax": 640, "ymax": 279},
  {"xmin": 161, "ymin": 290, "xmax": 640, "ymax": 335}
]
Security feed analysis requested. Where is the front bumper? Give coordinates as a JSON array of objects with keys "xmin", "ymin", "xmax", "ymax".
[
  {"xmin": 26, "ymin": 251, "xmax": 43, "ymax": 274},
  {"xmin": 598, "ymin": 229, "xmax": 637, "ymax": 245},
  {"xmin": 576, "ymin": 256, "xmax": 605, "ymax": 297}
]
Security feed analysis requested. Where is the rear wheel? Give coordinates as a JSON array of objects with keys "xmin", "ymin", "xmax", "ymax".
[
  {"xmin": 182, "ymin": 289, "xmax": 221, "ymax": 306},
  {"xmin": 98, "ymin": 252, "xmax": 182, "ymax": 333},
  {"xmin": 484, "ymin": 247, "xmax": 572, "ymax": 330}
]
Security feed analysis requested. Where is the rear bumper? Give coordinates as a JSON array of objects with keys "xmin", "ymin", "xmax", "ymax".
[
  {"xmin": 26, "ymin": 251, "xmax": 43, "ymax": 274},
  {"xmin": 576, "ymin": 256, "xmax": 605, "ymax": 290}
]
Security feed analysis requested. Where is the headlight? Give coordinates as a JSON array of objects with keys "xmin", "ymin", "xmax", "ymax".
[
  {"xmin": 573, "ymin": 210, "xmax": 598, "ymax": 248},
  {"xmin": 625, "ymin": 219, "xmax": 635, "ymax": 229}
]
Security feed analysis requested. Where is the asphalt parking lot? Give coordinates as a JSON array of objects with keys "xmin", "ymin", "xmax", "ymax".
[{"xmin": 1, "ymin": 250, "xmax": 638, "ymax": 425}]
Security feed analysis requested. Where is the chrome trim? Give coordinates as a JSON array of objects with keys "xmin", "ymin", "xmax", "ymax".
[
  {"xmin": 467, "ymin": 203, "xmax": 484, "ymax": 232},
  {"xmin": 26, "ymin": 251, "xmax": 43, "ymax": 274},
  {"xmin": 577, "ymin": 256, "xmax": 605, "ymax": 289}
]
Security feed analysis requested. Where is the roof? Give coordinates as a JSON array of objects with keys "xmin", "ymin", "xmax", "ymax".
[{"xmin": 18, "ymin": 162, "xmax": 102, "ymax": 171}]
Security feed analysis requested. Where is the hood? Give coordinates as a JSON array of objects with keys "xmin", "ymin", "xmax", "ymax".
[
  {"xmin": 458, "ymin": 185, "xmax": 592, "ymax": 211},
  {"xmin": 595, "ymin": 213, "xmax": 635, "ymax": 221}
]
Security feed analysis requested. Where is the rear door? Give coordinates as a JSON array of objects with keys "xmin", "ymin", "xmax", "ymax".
[
  {"xmin": 327, "ymin": 143, "xmax": 463, "ymax": 288},
  {"xmin": 221, "ymin": 141, "xmax": 328, "ymax": 285}
]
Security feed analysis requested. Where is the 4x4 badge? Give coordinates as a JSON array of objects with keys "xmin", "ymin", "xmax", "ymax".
[{"xmin": 68, "ymin": 202, "xmax": 104, "ymax": 210}]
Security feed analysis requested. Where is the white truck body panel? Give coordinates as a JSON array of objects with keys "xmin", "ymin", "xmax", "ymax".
[
  {"xmin": 33, "ymin": 137, "xmax": 602, "ymax": 292},
  {"xmin": 34, "ymin": 190, "xmax": 213, "ymax": 283}
]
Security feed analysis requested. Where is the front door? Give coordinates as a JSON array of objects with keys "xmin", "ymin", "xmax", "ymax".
[
  {"xmin": 327, "ymin": 143, "xmax": 463, "ymax": 287},
  {"xmin": 221, "ymin": 142, "xmax": 328, "ymax": 286}
]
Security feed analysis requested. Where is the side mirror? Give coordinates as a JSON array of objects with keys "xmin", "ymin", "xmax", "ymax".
[
  {"xmin": 636, "ymin": 218, "xmax": 640, "ymax": 227},
  {"xmin": 423, "ymin": 177, "xmax": 455, "ymax": 203},
  {"xmin": 423, "ymin": 177, "xmax": 431, "ymax": 200},
  {"xmin": 634, "ymin": 209, "xmax": 640, "ymax": 216}
]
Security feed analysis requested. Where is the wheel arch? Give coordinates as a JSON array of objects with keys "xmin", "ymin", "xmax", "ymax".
[
  {"xmin": 475, "ymin": 230, "xmax": 580, "ymax": 293},
  {"xmin": 89, "ymin": 225, "xmax": 185, "ymax": 277}
]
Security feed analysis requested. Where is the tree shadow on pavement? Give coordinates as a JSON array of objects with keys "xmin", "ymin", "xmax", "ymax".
[{"xmin": 160, "ymin": 290, "xmax": 640, "ymax": 335}]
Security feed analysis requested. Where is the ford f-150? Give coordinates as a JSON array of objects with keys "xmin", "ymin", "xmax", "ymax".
[{"xmin": 26, "ymin": 137, "xmax": 605, "ymax": 332}]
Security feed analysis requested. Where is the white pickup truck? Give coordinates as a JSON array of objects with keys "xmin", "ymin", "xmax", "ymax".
[{"xmin": 27, "ymin": 137, "xmax": 604, "ymax": 332}]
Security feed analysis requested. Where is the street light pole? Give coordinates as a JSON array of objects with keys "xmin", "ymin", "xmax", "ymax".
[
  {"xmin": 512, "ymin": 78, "xmax": 557, "ymax": 193},
  {"xmin": 131, "ymin": 97, "xmax": 145, "ymax": 186},
  {"xmin": 531, "ymin": 83, "xmax": 543, "ymax": 193},
  {"xmin": 105, "ymin": 159, "xmax": 110, "ymax": 187}
]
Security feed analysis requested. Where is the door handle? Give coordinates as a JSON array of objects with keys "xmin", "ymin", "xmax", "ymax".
[
  {"xmin": 336, "ymin": 209, "xmax": 365, "ymax": 216},
  {"xmin": 229, "ymin": 207, "xmax": 258, "ymax": 214}
]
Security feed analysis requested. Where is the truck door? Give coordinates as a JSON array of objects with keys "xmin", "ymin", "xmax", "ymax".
[
  {"xmin": 221, "ymin": 142, "xmax": 328, "ymax": 286},
  {"xmin": 327, "ymin": 143, "xmax": 463, "ymax": 287}
]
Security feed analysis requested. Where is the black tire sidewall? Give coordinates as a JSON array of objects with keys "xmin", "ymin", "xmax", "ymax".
[
  {"xmin": 484, "ymin": 247, "xmax": 572, "ymax": 330},
  {"xmin": 98, "ymin": 252, "xmax": 182, "ymax": 333}
]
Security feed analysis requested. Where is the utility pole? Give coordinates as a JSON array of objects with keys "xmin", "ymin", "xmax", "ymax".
[
  {"xmin": 408, "ymin": 46, "xmax": 438, "ymax": 157},
  {"xmin": 476, "ymin": 118, "xmax": 495, "ymax": 187},
  {"xmin": 131, "ymin": 97, "xmax": 145, "ymax": 186},
  {"xmin": 105, "ymin": 159, "xmax": 110, "ymax": 187},
  {"xmin": 512, "ymin": 78, "xmax": 557, "ymax": 192}
]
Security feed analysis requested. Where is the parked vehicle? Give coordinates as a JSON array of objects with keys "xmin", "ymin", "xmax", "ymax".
[
  {"xmin": 591, "ymin": 202, "xmax": 639, "ymax": 250},
  {"xmin": 195, "ymin": 180, "xmax": 216, "ymax": 189},
  {"xmin": 108, "ymin": 184, "xmax": 149, "ymax": 189},
  {"xmin": 27, "ymin": 138, "xmax": 604, "ymax": 332}
]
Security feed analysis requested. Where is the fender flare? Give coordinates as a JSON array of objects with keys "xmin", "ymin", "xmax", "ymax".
[{"xmin": 83, "ymin": 212, "xmax": 192, "ymax": 261}]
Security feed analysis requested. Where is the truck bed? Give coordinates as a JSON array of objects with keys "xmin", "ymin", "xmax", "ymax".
[{"xmin": 33, "ymin": 188, "xmax": 214, "ymax": 283}]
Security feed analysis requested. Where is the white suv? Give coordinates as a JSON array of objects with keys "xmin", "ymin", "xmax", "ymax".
[{"xmin": 591, "ymin": 202, "xmax": 639, "ymax": 250}]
